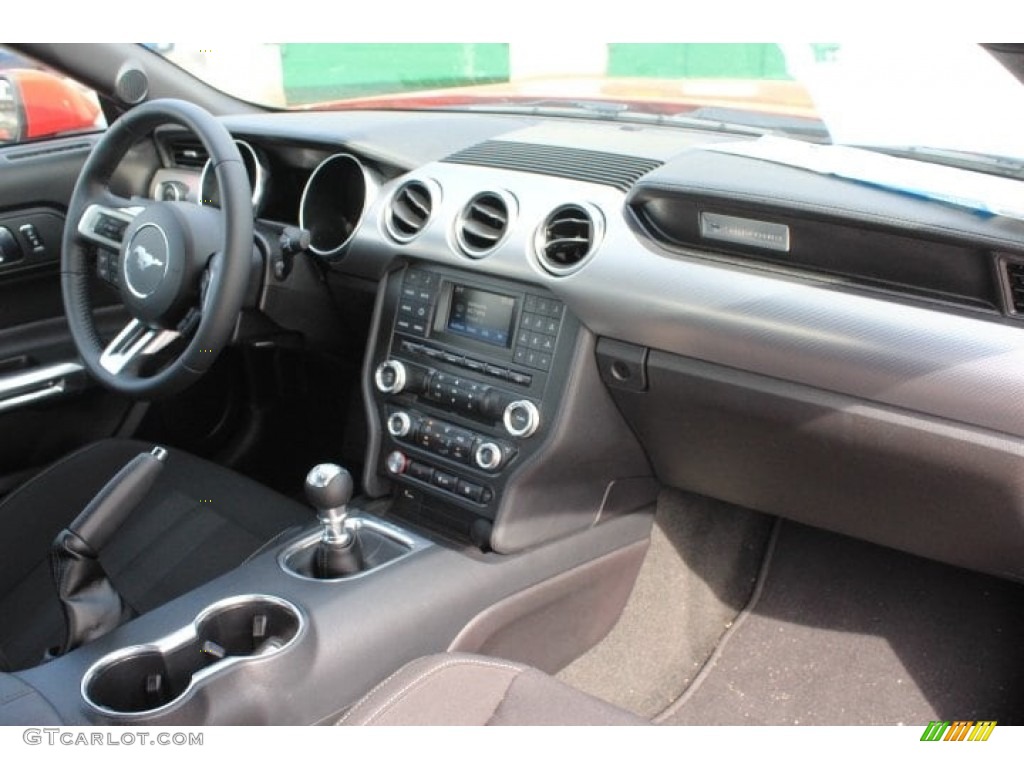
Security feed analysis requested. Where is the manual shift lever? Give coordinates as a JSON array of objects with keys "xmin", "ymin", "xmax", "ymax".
[{"xmin": 305, "ymin": 463, "xmax": 363, "ymax": 578}]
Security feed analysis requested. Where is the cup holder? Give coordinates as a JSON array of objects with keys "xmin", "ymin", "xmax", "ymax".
[{"xmin": 83, "ymin": 595, "xmax": 302, "ymax": 717}]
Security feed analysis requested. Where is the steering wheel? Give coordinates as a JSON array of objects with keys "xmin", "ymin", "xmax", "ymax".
[{"xmin": 61, "ymin": 99, "xmax": 253, "ymax": 399}]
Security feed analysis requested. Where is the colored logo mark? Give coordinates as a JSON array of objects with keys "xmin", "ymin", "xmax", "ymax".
[{"xmin": 920, "ymin": 721, "xmax": 996, "ymax": 742}]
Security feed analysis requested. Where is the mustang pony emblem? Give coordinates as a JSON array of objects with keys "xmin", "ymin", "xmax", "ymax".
[{"xmin": 133, "ymin": 245, "xmax": 165, "ymax": 270}]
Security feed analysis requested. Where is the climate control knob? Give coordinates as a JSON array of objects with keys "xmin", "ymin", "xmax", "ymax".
[
  {"xmin": 387, "ymin": 411, "xmax": 413, "ymax": 438},
  {"xmin": 374, "ymin": 360, "xmax": 408, "ymax": 394},
  {"xmin": 474, "ymin": 442, "xmax": 504, "ymax": 472},
  {"xmin": 385, "ymin": 451, "xmax": 409, "ymax": 475},
  {"xmin": 503, "ymin": 400, "xmax": 540, "ymax": 438}
]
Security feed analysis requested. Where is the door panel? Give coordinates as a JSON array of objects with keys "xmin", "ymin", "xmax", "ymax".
[
  {"xmin": 0, "ymin": 137, "xmax": 96, "ymax": 210},
  {"xmin": 0, "ymin": 134, "xmax": 134, "ymax": 494}
]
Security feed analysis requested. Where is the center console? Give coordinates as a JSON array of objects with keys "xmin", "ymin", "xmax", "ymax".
[
  {"xmin": 367, "ymin": 263, "xmax": 588, "ymax": 549},
  {"xmin": 5, "ymin": 504, "xmax": 653, "ymax": 726},
  {"xmin": 1, "ymin": 260, "xmax": 659, "ymax": 727}
]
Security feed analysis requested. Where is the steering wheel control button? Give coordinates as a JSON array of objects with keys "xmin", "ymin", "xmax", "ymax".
[
  {"xmin": 96, "ymin": 249, "xmax": 120, "ymax": 284},
  {"xmin": 124, "ymin": 223, "xmax": 170, "ymax": 299},
  {"xmin": 374, "ymin": 360, "xmax": 408, "ymax": 394},
  {"xmin": 96, "ymin": 215, "xmax": 129, "ymax": 243},
  {"xmin": 503, "ymin": 400, "xmax": 540, "ymax": 438}
]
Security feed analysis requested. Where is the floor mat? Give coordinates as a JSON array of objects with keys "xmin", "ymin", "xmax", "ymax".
[
  {"xmin": 658, "ymin": 521, "xmax": 1024, "ymax": 725},
  {"xmin": 557, "ymin": 489, "xmax": 774, "ymax": 717}
]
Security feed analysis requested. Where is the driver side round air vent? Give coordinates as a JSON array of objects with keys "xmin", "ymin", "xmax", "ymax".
[
  {"xmin": 535, "ymin": 204, "xmax": 604, "ymax": 275},
  {"xmin": 385, "ymin": 179, "xmax": 435, "ymax": 243},
  {"xmin": 455, "ymin": 191, "xmax": 514, "ymax": 258}
]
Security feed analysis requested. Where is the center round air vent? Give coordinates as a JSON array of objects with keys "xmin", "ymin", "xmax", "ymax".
[
  {"xmin": 535, "ymin": 203, "xmax": 604, "ymax": 275},
  {"xmin": 455, "ymin": 191, "xmax": 514, "ymax": 258},
  {"xmin": 385, "ymin": 179, "xmax": 435, "ymax": 243}
]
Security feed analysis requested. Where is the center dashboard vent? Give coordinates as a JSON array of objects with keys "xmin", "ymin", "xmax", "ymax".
[
  {"xmin": 445, "ymin": 140, "xmax": 663, "ymax": 193},
  {"xmin": 456, "ymin": 191, "xmax": 513, "ymax": 258},
  {"xmin": 166, "ymin": 136, "xmax": 209, "ymax": 169},
  {"xmin": 535, "ymin": 204, "xmax": 603, "ymax": 275},
  {"xmin": 385, "ymin": 180, "xmax": 434, "ymax": 242}
]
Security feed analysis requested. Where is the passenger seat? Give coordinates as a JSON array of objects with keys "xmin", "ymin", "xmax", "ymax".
[{"xmin": 338, "ymin": 653, "xmax": 646, "ymax": 726}]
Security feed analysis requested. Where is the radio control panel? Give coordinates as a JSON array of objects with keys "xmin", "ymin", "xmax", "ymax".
[{"xmin": 368, "ymin": 263, "xmax": 580, "ymax": 544}]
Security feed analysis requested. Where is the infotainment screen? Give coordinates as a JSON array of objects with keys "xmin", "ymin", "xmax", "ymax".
[{"xmin": 444, "ymin": 283, "xmax": 517, "ymax": 348}]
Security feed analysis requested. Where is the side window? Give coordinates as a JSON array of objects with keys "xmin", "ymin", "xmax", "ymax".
[{"xmin": 0, "ymin": 46, "xmax": 106, "ymax": 146}]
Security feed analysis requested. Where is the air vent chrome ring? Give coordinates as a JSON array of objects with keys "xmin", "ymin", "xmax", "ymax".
[
  {"xmin": 199, "ymin": 140, "xmax": 267, "ymax": 212},
  {"xmin": 454, "ymin": 190, "xmax": 516, "ymax": 259},
  {"xmin": 534, "ymin": 202, "xmax": 604, "ymax": 276},
  {"xmin": 384, "ymin": 179, "xmax": 439, "ymax": 243}
]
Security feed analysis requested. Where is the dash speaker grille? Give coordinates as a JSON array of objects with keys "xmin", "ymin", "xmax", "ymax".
[{"xmin": 115, "ymin": 63, "xmax": 149, "ymax": 105}]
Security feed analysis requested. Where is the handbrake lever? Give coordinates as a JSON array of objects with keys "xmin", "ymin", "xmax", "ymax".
[{"xmin": 48, "ymin": 446, "xmax": 167, "ymax": 658}]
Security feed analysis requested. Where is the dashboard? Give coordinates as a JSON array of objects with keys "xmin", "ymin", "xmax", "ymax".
[{"xmin": 141, "ymin": 109, "xmax": 1024, "ymax": 579}]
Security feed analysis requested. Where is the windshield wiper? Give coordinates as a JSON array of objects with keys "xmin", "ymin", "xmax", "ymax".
[{"xmin": 850, "ymin": 145, "xmax": 1024, "ymax": 181}]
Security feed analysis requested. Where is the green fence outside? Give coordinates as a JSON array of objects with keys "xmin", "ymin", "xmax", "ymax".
[
  {"xmin": 280, "ymin": 43, "xmax": 510, "ymax": 105},
  {"xmin": 278, "ymin": 44, "xmax": 840, "ymax": 106},
  {"xmin": 608, "ymin": 43, "xmax": 792, "ymax": 79}
]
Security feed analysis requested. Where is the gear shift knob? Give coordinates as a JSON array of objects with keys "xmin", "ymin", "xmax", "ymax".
[
  {"xmin": 305, "ymin": 463, "xmax": 362, "ymax": 578},
  {"xmin": 305, "ymin": 463, "xmax": 353, "ymax": 515}
]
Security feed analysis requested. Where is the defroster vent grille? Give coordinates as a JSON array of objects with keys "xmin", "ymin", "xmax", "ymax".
[{"xmin": 445, "ymin": 140, "xmax": 662, "ymax": 193}]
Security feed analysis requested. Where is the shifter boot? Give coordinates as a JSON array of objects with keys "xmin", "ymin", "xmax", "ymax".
[{"xmin": 315, "ymin": 533, "xmax": 363, "ymax": 579}]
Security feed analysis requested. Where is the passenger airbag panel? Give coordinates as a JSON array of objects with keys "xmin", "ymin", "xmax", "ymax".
[{"xmin": 631, "ymin": 192, "xmax": 1001, "ymax": 313}]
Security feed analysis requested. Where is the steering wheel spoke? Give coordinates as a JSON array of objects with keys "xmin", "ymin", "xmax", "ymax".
[
  {"xmin": 77, "ymin": 202, "xmax": 146, "ymax": 250},
  {"xmin": 62, "ymin": 99, "xmax": 253, "ymax": 398},
  {"xmin": 175, "ymin": 306, "xmax": 202, "ymax": 336},
  {"xmin": 99, "ymin": 319, "xmax": 180, "ymax": 375}
]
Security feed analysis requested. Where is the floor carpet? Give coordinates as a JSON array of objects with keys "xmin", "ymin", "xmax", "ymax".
[
  {"xmin": 658, "ymin": 521, "xmax": 1024, "ymax": 725},
  {"xmin": 557, "ymin": 489, "xmax": 774, "ymax": 717}
]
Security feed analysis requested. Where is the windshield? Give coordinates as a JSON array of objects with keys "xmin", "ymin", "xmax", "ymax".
[{"xmin": 151, "ymin": 43, "xmax": 1024, "ymax": 171}]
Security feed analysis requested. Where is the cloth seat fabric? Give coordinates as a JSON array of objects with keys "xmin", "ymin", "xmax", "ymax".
[
  {"xmin": 0, "ymin": 438, "xmax": 310, "ymax": 671},
  {"xmin": 338, "ymin": 652, "xmax": 648, "ymax": 726}
]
